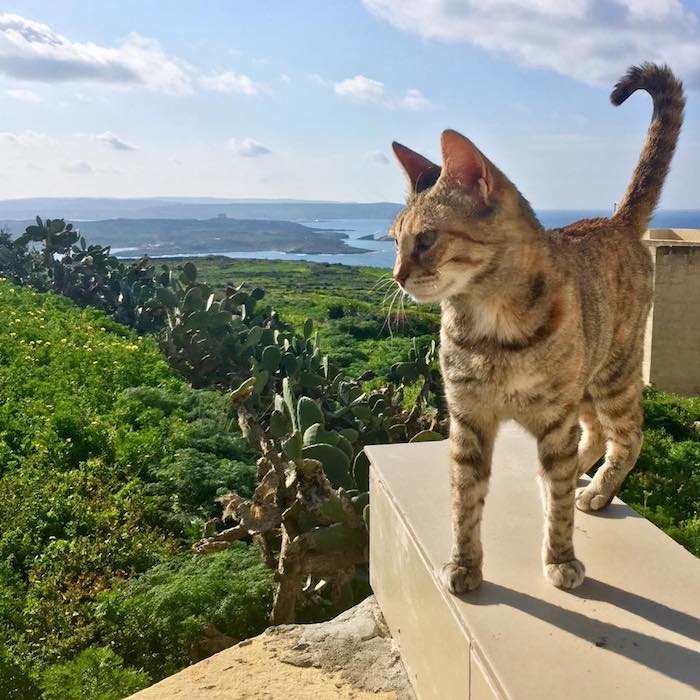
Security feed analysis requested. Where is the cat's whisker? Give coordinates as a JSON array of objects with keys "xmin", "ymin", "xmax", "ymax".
[
  {"xmin": 383, "ymin": 286, "xmax": 402, "ymax": 339},
  {"xmin": 399, "ymin": 289, "xmax": 408, "ymax": 327},
  {"xmin": 377, "ymin": 283, "xmax": 398, "ymax": 305},
  {"xmin": 384, "ymin": 289, "xmax": 398, "ymax": 338},
  {"xmin": 371, "ymin": 274, "xmax": 395, "ymax": 292},
  {"xmin": 381, "ymin": 282, "xmax": 400, "ymax": 306},
  {"xmin": 393, "ymin": 288, "xmax": 404, "ymax": 333}
]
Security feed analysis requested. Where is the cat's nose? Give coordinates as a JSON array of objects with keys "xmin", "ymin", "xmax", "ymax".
[{"xmin": 394, "ymin": 269, "xmax": 408, "ymax": 286}]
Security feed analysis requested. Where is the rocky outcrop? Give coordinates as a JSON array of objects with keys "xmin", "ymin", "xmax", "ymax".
[{"xmin": 129, "ymin": 596, "xmax": 414, "ymax": 700}]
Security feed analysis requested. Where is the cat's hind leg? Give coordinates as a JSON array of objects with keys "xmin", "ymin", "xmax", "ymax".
[
  {"xmin": 578, "ymin": 395, "xmax": 606, "ymax": 476},
  {"xmin": 575, "ymin": 376, "xmax": 644, "ymax": 512}
]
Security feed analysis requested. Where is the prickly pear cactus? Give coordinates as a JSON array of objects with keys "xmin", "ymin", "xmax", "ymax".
[{"xmin": 7, "ymin": 217, "xmax": 447, "ymax": 625}]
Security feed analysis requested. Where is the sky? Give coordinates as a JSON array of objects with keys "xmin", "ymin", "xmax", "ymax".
[{"xmin": 1, "ymin": 0, "xmax": 699, "ymax": 209}]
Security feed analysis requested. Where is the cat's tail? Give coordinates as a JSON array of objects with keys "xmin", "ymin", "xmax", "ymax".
[{"xmin": 611, "ymin": 63, "xmax": 685, "ymax": 235}]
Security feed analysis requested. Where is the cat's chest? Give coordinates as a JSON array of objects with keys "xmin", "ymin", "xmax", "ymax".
[{"xmin": 439, "ymin": 331, "xmax": 546, "ymax": 410}]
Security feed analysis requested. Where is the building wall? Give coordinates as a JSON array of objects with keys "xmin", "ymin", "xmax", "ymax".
[{"xmin": 648, "ymin": 245, "xmax": 700, "ymax": 396}]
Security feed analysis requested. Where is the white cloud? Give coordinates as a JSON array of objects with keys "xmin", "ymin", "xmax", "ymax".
[
  {"xmin": 281, "ymin": 73, "xmax": 292, "ymax": 84},
  {"xmin": 200, "ymin": 70, "xmax": 268, "ymax": 95},
  {"xmin": 399, "ymin": 88, "xmax": 431, "ymax": 111},
  {"xmin": 362, "ymin": 0, "xmax": 700, "ymax": 87},
  {"xmin": 95, "ymin": 130, "xmax": 137, "ymax": 151},
  {"xmin": 308, "ymin": 73, "xmax": 330, "ymax": 87},
  {"xmin": 335, "ymin": 74, "xmax": 385, "ymax": 103},
  {"xmin": 62, "ymin": 160, "xmax": 93, "ymax": 174},
  {"xmin": 334, "ymin": 74, "xmax": 433, "ymax": 109},
  {"xmin": 0, "ymin": 13, "xmax": 192, "ymax": 94},
  {"xmin": 5, "ymin": 87, "xmax": 42, "ymax": 102},
  {"xmin": 0, "ymin": 129, "xmax": 54, "ymax": 146},
  {"xmin": 227, "ymin": 137, "xmax": 271, "ymax": 157},
  {"xmin": 369, "ymin": 150, "xmax": 390, "ymax": 164}
]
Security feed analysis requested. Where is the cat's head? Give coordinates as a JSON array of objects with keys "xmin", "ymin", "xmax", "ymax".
[{"xmin": 390, "ymin": 129, "xmax": 539, "ymax": 303}]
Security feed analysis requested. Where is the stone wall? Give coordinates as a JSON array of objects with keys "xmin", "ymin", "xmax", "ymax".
[{"xmin": 647, "ymin": 244, "xmax": 700, "ymax": 396}]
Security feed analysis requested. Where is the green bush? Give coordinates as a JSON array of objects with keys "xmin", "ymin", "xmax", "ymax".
[
  {"xmin": 327, "ymin": 302, "xmax": 345, "ymax": 319},
  {"xmin": 159, "ymin": 448, "xmax": 256, "ymax": 515},
  {"xmin": 642, "ymin": 386, "xmax": 700, "ymax": 441},
  {"xmin": 112, "ymin": 385, "xmax": 256, "ymax": 515},
  {"xmin": 0, "ymin": 283, "xmax": 259, "ymax": 691},
  {"xmin": 619, "ymin": 387, "xmax": 700, "ymax": 555},
  {"xmin": 40, "ymin": 647, "xmax": 149, "ymax": 700},
  {"xmin": 0, "ymin": 647, "xmax": 40, "ymax": 700},
  {"xmin": 97, "ymin": 544, "xmax": 273, "ymax": 681}
]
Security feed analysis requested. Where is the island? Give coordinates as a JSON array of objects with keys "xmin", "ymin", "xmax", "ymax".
[{"xmin": 3, "ymin": 216, "xmax": 372, "ymax": 257}]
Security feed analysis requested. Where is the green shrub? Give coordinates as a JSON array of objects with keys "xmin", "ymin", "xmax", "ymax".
[
  {"xmin": 0, "ymin": 647, "xmax": 39, "ymax": 700},
  {"xmin": 327, "ymin": 303, "xmax": 345, "ymax": 319},
  {"xmin": 97, "ymin": 544, "xmax": 273, "ymax": 680},
  {"xmin": 113, "ymin": 385, "xmax": 256, "ymax": 515},
  {"xmin": 158, "ymin": 448, "xmax": 256, "ymax": 515},
  {"xmin": 643, "ymin": 386, "xmax": 700, "ymax": 441},
  {"xmin": 0, "ymin": 284, "xmax": 260, "ymax": 687},
  {"xmin": 619, "ymin": 387, "xmax": 700, "ymax": 555},
  {"xmin": 40, "ymin": 647, "xmax": 149, "ymax": 700}
]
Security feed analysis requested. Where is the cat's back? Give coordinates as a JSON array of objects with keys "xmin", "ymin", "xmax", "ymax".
[
  {"xmin": 546, "ymin": 216, "xmax": 653, "ymax": 289},
  {"xmin": 544, "ymin": 216, "xmax": 653, "ymax": 357}
]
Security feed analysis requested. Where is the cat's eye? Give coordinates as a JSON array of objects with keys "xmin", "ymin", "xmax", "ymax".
[{"xmin": 415, "ymin": 230, "xmax": 438, "ymax": 255}]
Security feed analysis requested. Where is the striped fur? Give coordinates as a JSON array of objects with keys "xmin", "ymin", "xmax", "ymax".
[
  {"xmin": 611, "ymin": 64, "xmax": 685, "ymax": 233},
  {"xmin": 389, "ymin": 64, "xmax": 684, "ymax": 594}
]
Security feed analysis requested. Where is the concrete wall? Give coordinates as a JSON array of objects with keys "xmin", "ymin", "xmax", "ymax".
[
  {"xmin": 646, "ymin": 244, "xmax": 700, "ymax": 396},
  {"xmin": 367, "ymin": 427, "xmax": 700, "ymax": 700}
]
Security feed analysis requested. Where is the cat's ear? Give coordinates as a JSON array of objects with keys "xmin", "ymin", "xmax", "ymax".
[
  {"xmin": 439, "ymin": 129, "xmax": 494, "ymax": 204},
  {"xmin": 392, "ymin": 142, "xmax": 441, "ymax": 193}
]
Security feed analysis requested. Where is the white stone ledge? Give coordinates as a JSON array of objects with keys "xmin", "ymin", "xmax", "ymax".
[{"xmin": 367, "ymin": 423, "xmax": 700, "ymax": 700}]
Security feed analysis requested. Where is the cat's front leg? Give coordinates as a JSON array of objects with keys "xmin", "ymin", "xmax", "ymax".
[
  {"xmin": 537, "ymin": 411, "xmax": 586, "ymax": 589},
  {"xmin": 440, "ymin": 411, "xmax": 497, "ymax": 594}
]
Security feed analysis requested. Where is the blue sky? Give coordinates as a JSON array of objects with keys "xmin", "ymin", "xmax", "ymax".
[{"xmin": 1, "ymin": 1, "xmax": 699, "ymax": 208}]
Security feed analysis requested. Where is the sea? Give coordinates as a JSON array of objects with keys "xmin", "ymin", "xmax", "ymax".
[{"xmin": 139, "ymin": 210, "xmax": 700, "ymax": 270}]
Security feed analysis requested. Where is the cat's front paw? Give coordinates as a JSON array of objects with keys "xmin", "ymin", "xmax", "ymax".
[
  {"xmin": 544, "ymin": 559, "xmax": 585, "ymax": 589},
  {"xmin": 575, "ymin": 484, "xmax": 613, "ymax": 512},
  {"xmin": 440, "ymin": 561, "xmax": 483, "ymax": 594}
]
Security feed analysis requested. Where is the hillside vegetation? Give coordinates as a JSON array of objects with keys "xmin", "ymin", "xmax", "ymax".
[{"xmin": 0, "ymin": 282, "xmax": 272, "ymax": 697}]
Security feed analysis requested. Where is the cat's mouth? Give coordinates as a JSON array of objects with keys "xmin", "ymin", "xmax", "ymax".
[{"xmin": 402, "ymin": 275, "xmax": 453, "ymax": 303}]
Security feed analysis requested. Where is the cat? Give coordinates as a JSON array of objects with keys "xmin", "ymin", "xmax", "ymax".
[{"xmin": 389, "ymin": 63, "xmax": 685, "ymax": 593}]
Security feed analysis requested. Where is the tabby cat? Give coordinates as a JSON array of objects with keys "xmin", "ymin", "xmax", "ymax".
[{"xmin": 389, "ymin": 64, "xmax": 685, "ymax": 593}]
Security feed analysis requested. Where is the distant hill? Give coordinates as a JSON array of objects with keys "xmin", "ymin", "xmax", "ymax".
[
  {"xmin": 0, "ymin": 197, "xmax": 403, "ymax": 221},
  {"xmin": 0, "ymin": 216, "xmax": 370, "ymax": 257}
]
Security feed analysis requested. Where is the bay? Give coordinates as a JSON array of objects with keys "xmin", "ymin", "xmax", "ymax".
[{"xmin": 132, "ymin": 210, "xmax": 700, "ymax": 270}]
